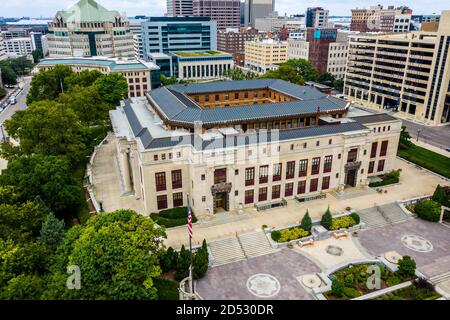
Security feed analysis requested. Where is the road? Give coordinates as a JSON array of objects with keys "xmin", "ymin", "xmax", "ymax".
[
  {"xmin": 400, "ymin": 118, "xmax": 450, "ymax": 150},
  {"xmin": 0, "ymin": 76, "xmax": 31, "ymax": 125}
]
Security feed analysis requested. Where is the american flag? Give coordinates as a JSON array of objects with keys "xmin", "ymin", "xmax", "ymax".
[{"xmin": 187, "ymin": 206, "xmax": 193, "ymax": 239}]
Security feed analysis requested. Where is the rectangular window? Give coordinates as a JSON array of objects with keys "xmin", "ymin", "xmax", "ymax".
[
  {"xmin": 171, "ymin": 169, "xmax": 182, "ymax": 189},
  {"xmin": 368, "ymin": 161, "xmax": 375, "ymax": 174},
  {"xmin": 245, "ymin": 167, "xmax": 255, "ymax": 186},
  {"xmin": 173, "ymin": 192, "xmax": 183, "ymax": 207},
  {"xmin": 286, "ymin": 161, "xmax": 295, "ymax": 179},
  {"xmin": 299, "ymin": 159, "xmax": 308, "ymax": 177},
  {"xmin": 310, "ymin": 178, "xmax": 319, "ymax": 192},
  {"xmin": 273, "ymin": 163, "xmax": 282, "ymax": 181},
  {"xmin": 157, "ymin": 195, "xmax": 168, "ymax": 210},
  {"xmin": 272, "ymin": 185, "xmax": 281, "ymax": 199},
  {"xmin": 155, "ymin": 172, "xmax": 166, "ymax": 191},
  {"xmin": 259, "ymin": 165, "xmax": 269, "ymax": 184},
  {"xmin": 245, "ymin": 189, "xmax": 254, "ymax": 204},
  {"xmin": 258, "ymin": 187, "xmax": 268, "ymax": 202},
  {"xmin": 311, "ymin": 157, "xmax": 320, "ymax": 175},
  {"xmin": 297, "ymin": 181, "xmax": 306, "ymax": 194},
  {"xmin": 347, "ymin": 148, "xmax": 358, "ymax": 163},
  {"xmin": 370, "ymin": 142, "xmax": 378, "ymax": 158},
  {"xmin": 285, "ymin": 182, "xmax": 294, "ymax": 197},
  {"xmin": 324, "ymin": 155, "xmax": 333, "ymax": 173},
  {"xmin": 377, "ymin": 159, "xmax": 385, "ymax": 172},
  {"xmin": 380, "ymin": 141, "xmax": 389, "ymax": 156},
  {"xmin": 322, "ymin": 176, "xmax": 330, "ymax": 190}
]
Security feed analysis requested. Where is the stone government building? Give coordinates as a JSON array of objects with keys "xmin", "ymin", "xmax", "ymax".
[{"xmin": 110, "ymin": 79, "xmax": 401, "ymax": 215}]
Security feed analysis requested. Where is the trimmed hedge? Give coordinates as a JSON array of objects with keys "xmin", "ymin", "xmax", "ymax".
[
  {"xmin": 329, "ymin": 215, "xmax": 357, "ymax": 231},
  {"xmin": 150, "ymin": 207, "xmax": 197, "ymax": 228},
  {"xmin": 271, "ymin": 227, "xmax": 310, "ymax": 243},
  {"xmin": 414, "ymin": 200, "xmax": 441, "ymax": 222},
  {"xmin": 369, "ymin": 170, "xmax": 400, "ymax": 188},
  {"xmin": 154, "ymin": 278, "xmax": 179, "ymax": 300}
]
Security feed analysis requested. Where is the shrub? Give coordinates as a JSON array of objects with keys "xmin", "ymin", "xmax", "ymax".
[
  {"xmin": 300, "ymin": 210, "xmax": 312, "ymax": 231},
  {"xmin": 277, "ymin": 227, "xmax": 309, "ymax": 243},
  {"xmin": 414, "ymin": 200, "xmax": 441, "ymax": 222},
  {"xmin": 262, "ymin": 224, "xmax": 268, "ymax": 229},
  {"xmin": 398, "ymin": 256, "xmax": 416, "ymax": 277},
  {"xmin": 193, "ymin": 239, "xmax": 209, "ymax": 279},
  {"xmin": 349, "ymin": 213, "xmax": 360, "ymax": 225},
  {"xmin": 329, "ymin": 216, "xmax": 357, "ymax": 231},
  {"xmin": 154, "ymin": 278, "xmax": 179, "ymax": 300},
  {"xmin": 175, "ymin": 245, "xmax": 191, "ymax": 281},
  {"xmin": 271, "ymin": 230, "xmax": 281, "ymax": 242},
  {"xmin": 344, "ymin": 274, "xmax": 354, "ymax": 287},
  {"xmin": 413, "ymin": 277, "xmax": 434, "ymax": 291},
  {"xmin": 432, "ymin": 184, "xmax": 450, "ymax": 207},
  {"xmin": 321, "ymin": 207, "xmax": 333, "ymax": 230},
  {"xmin": 386, "ymin": 276, "xmax": 401, "ymax": 287},
  {"xmin": 150, "ymin": 207, "xmax": 198, "ymax": 228},
  {"xmin": 343, "ymin": 287, "xmax": 361, "ymax": 298},
  {"xmin": 368, "ymin": 170, "xmax": 400, "ymax": 188},
  {"xmin": 160, "ymin": 247, "xmax": 179, "ymax": 273},
  {"xmin": 331, "ymin": 280, "xmax": 344, "ymax": 297}
]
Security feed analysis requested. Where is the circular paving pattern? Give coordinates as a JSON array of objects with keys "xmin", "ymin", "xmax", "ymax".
[
  {"xmin": 326, "ymin": 245, "xmax": 344, "ymax": 256},
  {"xmin": 246, "ymin": 274, "xmax": 281, "ymax": 298},
  {"xmin": 301, "ymin": 274, "xmax": 322, "ymax": 289},
  {"xmin": 401, "ymin": 235, "xmax": 433, "ymax": 253},
  {"xmin": 384, "ymin": 251, "xmax": 403, "ymax": 264}
]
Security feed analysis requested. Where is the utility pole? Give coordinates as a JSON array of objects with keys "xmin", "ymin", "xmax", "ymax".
[{"xmin": 416, "ymin": 129, "xmax": 421, "ymax": 142}]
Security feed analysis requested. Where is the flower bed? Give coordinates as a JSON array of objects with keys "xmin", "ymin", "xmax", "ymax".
[
  {"xmin": 150, "ymin": 207, "xmax": 197, "ymax": 228},
  {"xmin": 373, "ymin": 278, "xmax": 441, "ymax": 300},
  {"xmin": 271, "ymin": 226, "xmax": 310, "ymax": 243},
  {"xmin": 368, "ymin": 170, "xmax": 400, "ymax": 188}
]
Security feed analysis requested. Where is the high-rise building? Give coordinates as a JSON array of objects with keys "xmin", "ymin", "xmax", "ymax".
[
  {"xmin": 255, "ymin": 12, "xmax": 305, "ymax": 32},
  {"xmin": 344, "ymin": 11, "xmax": 450, "ymax": 125},
  {"xmin": 193, "ymin": 0, "xmax": 241, "ymax": 29},
  {"xmin": 350, "ymin": 5, "xmax": 412, "ymax": 33},
  {"xmin": 306, "ymin": 7, "xmax": 329, "ymax": 28},
  {"xmin": 142, "ymin": 17, "xmax": 217, "ymax": 59},
  {"xmin": 4, "ymin": 37, "xmax": 33, "ymax": 57},
  {"xmin": 166, "ymin": 0, "xmax": 194, "ymax": 16},
  {"xmin": 244, "ymin": 38, "xmax": 288, "ymax": 74},
  {"xmin": 244, "ymin": 0, "xmax": 275, "ymax": 27},
  {"xmin": 217, "ymin": 27, "xmax": 260, "ymax": 66},
  {"xmin": 47, "ymin": 0, "xmax": 134, "ymax": 58}
]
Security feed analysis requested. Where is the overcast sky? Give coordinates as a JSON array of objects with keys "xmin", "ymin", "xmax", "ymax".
[{"xmin": 1, "ymin": 0, "xmax": 447, "ymax": 18}]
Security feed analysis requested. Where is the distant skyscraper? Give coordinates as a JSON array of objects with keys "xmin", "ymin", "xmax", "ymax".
[
  {"xmin": 244, "ymin": 0, "xmax": 275, "ymax": 27},
  {"xmin": 306, "ymin": 7, "xmax": 329, "ymax": 28},
  {"xmin": 193, "ymin": 0, "xmax": 241, "ymax": 29},
  {"xmin": 166, "ymin": 0, "xmax": 194, "ymax": 16}
]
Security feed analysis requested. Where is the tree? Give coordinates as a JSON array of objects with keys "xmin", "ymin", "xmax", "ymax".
[
  {"xmin": 0, "ymin": 86, "xmax": 6, "ymax": 99},
  {"xmin": 317, "ymin": 72, "xmax": 336, "ymax": 86},
  {"xmin": 160, "ymin": 247, "xmax": 179, "ymax": 273},
  {"xmin": 0, "ymin": 274, "xmax": 46, "ymax": 300},
  {"xmin": 333, "ymin": 79, "xmax": 344, "ymax": 92},
  {"xmin": 9, "ymin": 56, "xmax": 33, "ymax": 75},
  {"xmin": 398, "ymin": 256, "xmax": 416, "ymax": 277},
  {"xmin": 94, "ymin": 73, "xmax": 128, "ymax": 106},
  {"xmin": 65, "ymin": 70, "xmax": 102, "ymax": 89},
  {"xmin": 432, "ymin": 184, "xmax": 450, "ymax": 207},
  {"xmin": 46, "ymin": 209, "xmax": 166, "ymax": 300},
  {"xmin": 39, "ymin": 212, "xmax": 66, "ymax": 249},
  {"xmin": 160, "ymin": 74, "xmax": 179, "ymax": 86},
  {"xmin": 2, "ymin": 100, "xmax": 86, "ymax": 164},
  {"xmin": 0, "ymin": 155, "xmax": 84, "ymax": 218},
  {"xmin": 175, "ymin": 245, "xmax": 191, "ymax": 281},
  {"xmin": 262, "ymin": 58, "xmax": 319, "ymax": 85},
  {"xmin": 193, "ymin": 239, "xmax": 209, "ymax": 279},
  {"xmin": 414, "ymin": 200, "xmax": 441, "ymax": 222},
  {"xmin": 27, "ymin": 65, "xmax": 74, "ymax": 104},
  {"xmin": 0, "ymin": 64, "xmax": 17, "ymax": 85},
  {"xmin": 32, "ymin": 49, "xmax": 44, "ymax": 63},
  {"xmin": 399, "ymin": 125, "xmax": 412, "ymax": 148},
  {"xmin": 321, "ymin": 207, "xmax": 333, "ymax": 230},
  {"xmin": 300, "ymin": 210, "xmax": 312, "ymax": 232},
  {"xmin": 58, "ymin": 85, "xmax": 110, "ymax": 126}
]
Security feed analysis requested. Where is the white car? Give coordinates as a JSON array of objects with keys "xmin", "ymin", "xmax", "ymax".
[{"xmin": 9, "ymin": 97, "xmax": 17, "ymax": 105}]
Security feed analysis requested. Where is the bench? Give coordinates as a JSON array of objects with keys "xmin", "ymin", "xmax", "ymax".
[
  {"xmin": 333, "ymin": 230, "xmax": 349, "ymax": 239},
  {"xmin": 298, "ymin": 239, "xmax": 314, "ymax": 248}
]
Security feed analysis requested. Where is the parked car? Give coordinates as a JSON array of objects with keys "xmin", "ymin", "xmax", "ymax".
[
  {"xmin": 9, "ymin": 97, "xmax": 17, "ymax": 105},
  {"xmin": 446, "ymin": 147, "xmax": 450, "ymax": 153}
]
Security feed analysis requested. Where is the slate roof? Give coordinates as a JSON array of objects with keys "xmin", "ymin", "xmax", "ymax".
[
  {"xmin": 350, "ymin": 113, "xmax": 399, "ymax": 124},
  {"xmin": 147, "ymin": 79, "xmax": 349, "ymax": 126}
]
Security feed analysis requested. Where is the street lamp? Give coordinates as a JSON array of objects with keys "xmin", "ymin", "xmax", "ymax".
[{"xmin": 416, "ymin": 129, "xmax": 421, "ymax": 142}]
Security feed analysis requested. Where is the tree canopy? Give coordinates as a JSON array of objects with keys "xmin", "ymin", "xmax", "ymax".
[
  {"xmin": 262, "ymin": 58, "xmax": 319, "ymax": 85},
  {"xmin": 65, "ymin": 70, "xmax": 102, "ymax": 90},
  {"xmin": 94, "ymin": 73, "xmax": 128, "ymax": 106},
  {"xmin": 27, "ymin": 65, "xmax": 74, "ymax": 104}
]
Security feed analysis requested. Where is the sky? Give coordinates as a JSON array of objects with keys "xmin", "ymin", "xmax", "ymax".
[{"xmin": 1, "ymin": 0, "xmax": 448, "ymax": 18}]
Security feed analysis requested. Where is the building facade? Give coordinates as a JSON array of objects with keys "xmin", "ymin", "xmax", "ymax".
[
  {"xmin": 109, "ymin": 79, "xmax": 401, "ymax": 215},
  {"xmin": 217, "ymin": 27, "xmax": 259, "ymax": 66},
  {"xmin": 166, "ymin": 0, "xmax": 194, "ymax": 16},
  {"xmin": 37, "ymin": 57, "xmax": 161, "ymax": 95},
  {"xmin": 142, "ymin": 17, "xmax": 217, "ymax": 59},
  {"xmin": 306, "ymin": 7, "xmax": 329, "ymax": 28},
  {"xmin": 244, "ymin": 0, "xmax": 275, "ymax": 27},
  {"xmin": 255, "ymin": 12, "xmax": 305, "ymax": 32},
  {"xmin": 47, "ymin": 0, "xmax": 134, "ymax": 58},
  {"xmin": 351, "ymin": 5, "xmax": 412, "ymax": 33},
  {"xmin": 193, "ymin": 0, "xmax": 241, "ymax": 29},
  {"xmin": 305, "ymin": 28, "xmax": 337, "ymax": 74},
  {"xmin": 4, "ymin": 37, "xmax": 33, "ymax": 56},
  {"xmin": 344, "ymin": 11, "xmax": 450, "ymax": 125},
  {"xmin": 244, "ymin": 39, "xmax": 288, "ymax": 74},
  {"xmin": 172, "ymin": 51, "xmax": 234, "ymax": 81}
]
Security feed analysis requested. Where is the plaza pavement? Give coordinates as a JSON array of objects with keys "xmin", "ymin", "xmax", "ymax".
[{"xmin": 91, "ymin": 134, "xmax": 449, "ymax": 248}]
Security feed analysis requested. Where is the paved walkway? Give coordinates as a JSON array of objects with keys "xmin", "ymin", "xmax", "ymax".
[{"xmin": 196, "ymin": 249, "xmax": 320, "ymax": 300}]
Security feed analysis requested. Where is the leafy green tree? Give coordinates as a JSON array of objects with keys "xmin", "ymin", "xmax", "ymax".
[
  {"xmin": 27, "ymin": 65, "xmax": 74, "ymax": 104},
  {"xmin": 46, "ymin": 209, "xmax": 166, "ymax": 300},
  {"xmin": 0, "ymin": 274, "xmax": 46, "ymax": 300},
  {"xmin": 0, "ymin": 155, "xmax": 84, "ymax": 218},
  {"xmin": 432, "ymin": 184, "xmax": 449, "ymax": 207},
  {"xmin": 39, "ymin": 212, "xmax": 66, "ymax": 249},
  {"xmin": 0, "ymin": 86, "xmax": 6, "ymax": 99},
  {"xmin": 9, "ymin": 56, "xmax": 33, "ymax": 75},
  {"xmin": 0, "ymin": 64, "xmax": 17, "ymax": 85},
  {"xmin": 58, "ymin": 85, "xmax": 110, "ymax": 126},
  {"xmin": 193, "ymin": 239, "xmax": 209, "ymax": 279},
  {"xmin": 32, "ymin": 49, "xmax": 44, "ymax": 63},
  {"xmin": 398, "ymin": 256, "xmax": 416, "ymax": 277},
  {"xmin": 317, "ymin": 72, "xmax": 336, "ymax": 86},
  {"xmin": 2, "ymin": 100, "xmax": 86, "ymax": 164},
  {"xmin": 175, "ymin": 245, "xmax": 191, "ymax": 281},
  {"xmin": 0, "ymin": 186, "xmax": 20, "ymax": 205},
  {"xmin": 300, "ymin": 210, "xmax": 312, "ymax": 231},
  {"xmin": 262, "ymin": 58, "xmax": 319, "ymax": 85},
  {"xmin": 321, "ymin": 207, "xmax": 333, "ymax": 230},
  {"xmin": 333, "ymin": 79, "xmax": 344, "ymax": 92},
  {"xmin": 399, "ymin": 125, "xmax": 412, "ymax": 148},
  {"xmin": 65, "ymin": 70, "xmax": 102, "ymax": 89},
  {"xmin": 160, "ymin": 246, "xmax": 179, "ymax": 273},
  {"xmin": 94, "ymin": 73, "xmax": 128, "ymax": 106},
  {"xmin": 414, "ymin": 200, "xmax": 441, "ymax": 222}
]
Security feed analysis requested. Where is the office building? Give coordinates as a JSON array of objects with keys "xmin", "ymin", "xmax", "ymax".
[
  {"xmin": 255, "ymin": 12, "xmax": 305, "ymax": 32},
  {"xmin": 166, "ymin": 0, "xmax": 194, "ymax": 16},
  {"xmin": 47, "ymin": 0, "xmax": 134, "ymax": 58},
  {"xmin": 217, "ymin": 27, "xmax": 260, "ymax": 66},
  {"xmin": 244, "ymin": 38, "xmax": 288, "ymax": 74},
  {"xmin": 193, "ymin": 0, "xmax": 241, "ymax": 29},
  {"xmin": 350, "ymin": 5, "xmax": 412, "ymax": 33},
  {"xmin": 244, "ymin": 0, "xmax": 275, "ymax": 27},
  {"xmin": 4, "ymin": 37, "xmax": 33, "ymax": 56},
  {"xmin": 344, "ymin": 11, "xmax": 450, "ymax": 125},
  {"xmin": 109, "ymin": 78, "xmax": 401, "ymax": 215},
  {"xmin": 306, "ymin": 7, "xmax": 329, "ymax": 28}
]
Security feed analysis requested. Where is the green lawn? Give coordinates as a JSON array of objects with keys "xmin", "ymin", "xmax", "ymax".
[{"xmin": 397, "ymin": 144, "xmax": 450, "ymax": 179}]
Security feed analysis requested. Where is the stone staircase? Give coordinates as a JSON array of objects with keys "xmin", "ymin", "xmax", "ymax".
[
  {"xmin": 429, "ymin": 272, "xmax": 450, "ymax": 286},
  {"xmin": 238, "ymin": 231, "xmax": 277, "ymax": 258},
  {"xmin": 359, "ymin": 203, "xmax": 409, "ymax": 229},
  {"xmin": 208, "ymin": 236, "xmax": 246, "ymax": 267}
]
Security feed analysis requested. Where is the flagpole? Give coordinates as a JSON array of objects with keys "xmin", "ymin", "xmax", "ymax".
[{"xmin": 187, "ymin": 193, "xmax": 194, "ymax": 297}]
